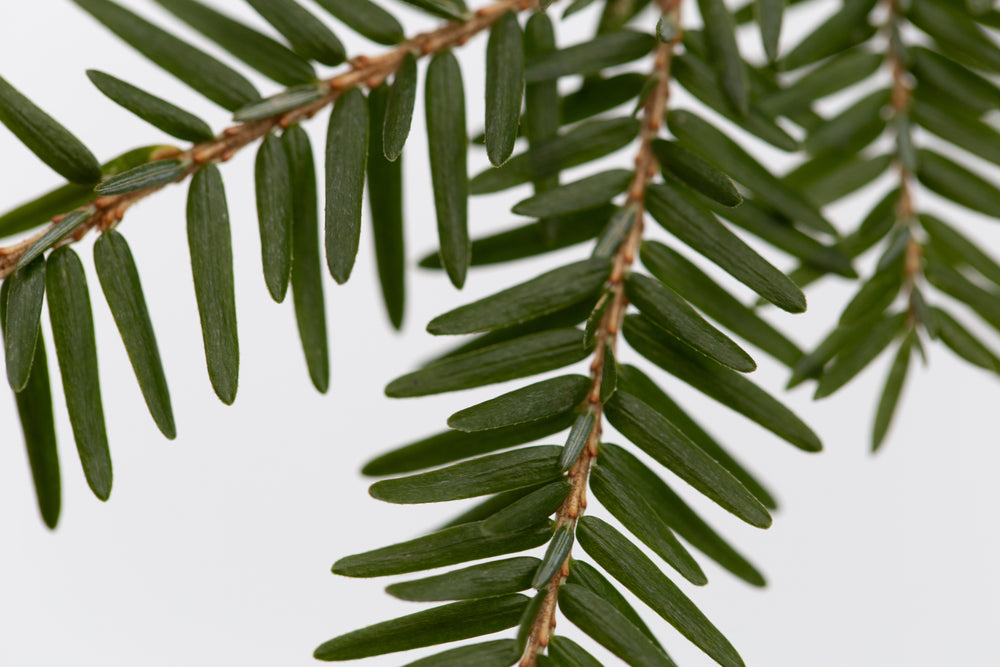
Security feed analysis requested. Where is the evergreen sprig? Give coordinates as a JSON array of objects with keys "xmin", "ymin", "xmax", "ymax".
[
  {"xmin": 729, "ymin": 0, "xmax": 1000, "ymax": 451},
  {"xmin": 0, "ymin": 0, "xmax": 548, "ymax": 521},
  {"xmin": 1, "ymin": 0, "xmax": 999, "ymax": 665},
  {"xmin": 318, "ymin": 1, "xmax": 822, "ymax": 664}
]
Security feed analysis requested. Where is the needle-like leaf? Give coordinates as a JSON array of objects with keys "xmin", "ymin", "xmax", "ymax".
[
  {"xmin": 778, "ymin": 0, "xmax": 877, "ymax": 71},
  {"xmin": 85, "ymin": 70, "xmax": 214, "ymax": 143},
  {"xmin": 601, "ymin": 443, "xmax": 766, "ymax": 586},
  {"xmin": 0, "ymin": 75, "xmax": 101, "ymax": 184},
  {"xmin": 311, "ymin": 0, "xmax": 404, "ymax": 45},
  {"xmin": 559, "ymin": 584, "xmax": 677, "ymax": 667},
  {"xmin": 485, "ymin": 11, "xmax": 524, "ymax": 166},
  {"xmin": 560, "ymin": 411, "xmax": 595, "ymax": 471},
  {"xmin": 591, "ymin": 462, "xmax": 707, "ymax": 584},
  {"xmin": 626, "ymin": 272, "xmax": 756, "ymax": 372},
  {"xmin": 668, "ymin": 109, "xmax": 834, "ymax": 236},
  {"xmin": 4, "ymin": 258, "xmax": 46, "ymax": 392},
  {"xmin": 926, "ymin": 261, "xmax": 1000, "ymax": 334},
  {"xmin": 441, "ymin": 485, "xmax": 552, "ymax": 530},
  {"xmin": 549, "ymin": 636, "xmax": 603, "ymax": 667},
  {"xmin": 245, "ymin": 0, "xmax": 345, "ymax": 66},
  {"xmin": 369, "ymin": 446, "xmax": 563, "ymax": 504},
  {"xmin": 515, "ymin": 590, "xmax": 548, "ymax": 655},
  {"xmin": 93, "ymin": 159, "xmax": 186, "ymax": 196},
  {"xmin": 641, "ymin": 241, "xmax": 803, "ymax": 366},
  {"xmin": 532, "ymin": 525, "xmax": 575, "ymax": 589},
  {"xmin": 402, "ymin": 640, "xmax": 519, "ymax": 667},
  {"xmin": 765, "ymin": 48, "xmax": 882, "ymax": 115},
  {"xmin": 0, "ymin": 145, "xmax": 172, "ymax": 240},
  {"xmin": 838, "ymin": 270, "xmax": 901, "ymax": 327},
  {"xmin": 326, "ymin": 88, "xmax": 369, "ymax": 285},
  {"xmin": 362, "ymin": 414, "xmax": 575, "ymax": 476},
  {"xmin": 524, "ymin": 12, "xmax": 560, "ymax": 192},
  {"xmin": 872, "ymin": 333, "xmax": 914, "ymax": 451},
  {"xmin": 94, "ymin": 231, "xmax": 176, "ymax": 439},
  {"xmin": 428, "ymin": 259, "xmax": 610, "ymax": 335},
  {"xmin": 512, "ymin": 170, "xmax": 633, "ymax": 218},
  {"xmin": 908, "ymin": 0, "xmax": 1000, "ymax": 73},
  {"xmin": 396, "ymin": 0, "xmax": 470, "ymax": 21},
  {"xmin": 645, "ymin": 181, "xmax": 806, "ymax": 313},
  {"xmin": 916, "ymin": 149, "xmax": 1000, "ymax": 217},
  {"xmin": 525, "ymin": 31, "xmax": 656, "ymax": 82},
  {"xmin": 314, "ymin": 595, "xmax": 527, "ymax": 661},
  {"xmin": 283, "ymin": 126, "xmax": 329, "ymax": 393},
  {"xmin": 46, "ymin": 247, "xmax": 112, "ymax": 501},
  {"xmin": 652, "ymin": 139, "xmax": 742, "ymax": 207},
  {"xmin": 757, "ymin": 0, "xmax": 785, "ymax": 62},
  {"xmin": 566, "ymin": 561, "xmax": 664, "ymax": 650},
  {"xmin": 385, "ymin": 328, "xmax": 590, "ymax": 397},
  {"xmin": 482, "ymin": 481, "xmax": 572, "ymax": 534},
  {"xmin": 152, "ymin": 0, "xmax": 317, "ymax": 86},
  {"xmin": 625, "ymin": 314, "xmax": 822, "ymax": 451},
  {"xmin": 187, "ymin": 166, "xmax": 239, "ymax": 404},
  {"xmin": 1, "ymin": 282, "xmax": 61, "ymax": 528},
  {"xmin": 913, "ymin": 98, "xmax": 1000, "ymax": 166},
  {"xmin": 386, "ymin": 557, "xmax": 540, "ymax": 601},
  {"xmin": 367, "ymin": 85, "xmax": 406, "ymax": 329},
  {"xmin": 71, "ymin": 0, "xmax": 260, "ymax": 110},
  {"xmin": 804, "ymin": 89, "xmax": 889, "ymax": 156},
  {"xmin": 698, "ymin": 0, "xmax": 749, "ymax": 115},
  {"xmin": 670, "ymin": 51, "xmax": 799, "ymax": 151},
  {"xmin": 333, "ymin": 520, "xmax": 553, "ymax": 577},
  {"xmin": 911, "ymin": 47, "xmax": 1000, "ymax": 114},
  {"xmin": 577, "ymin": 517, "xmax": 745, "ymax": 667},
  {"xmin": 814, "ymin": 312, "xmax": 906, "ymax": 399},
  {"xmin": 255, "ymin": 134, "xmax": 293, "ymax": 303},
  {"xmin": 425, "ymin": 51, "xmax": 470, "ymax": 288},
  {"xmin": 706, "ymin": 197, "xmax": 856, "ymax": 277},
  {"xmin": 448, "ymin": 375, "xmax": 591, "ymax": 432},
  {"xmin": 922, "ymin": 214, "xmax": 1000, "ymax": 288},
  {"xmin": 420, "ymin": 207, "xmax": 614, "ymax": 269},
  {"xmin": 932, "ymin": 306, "xmax": 1000, "ymax": 373},
  {"xmin": 232, "ymin": 84, "xmax": 327, "ymax": 123},
  {"xmin": 618, "ymin": 364, "xmax": 777, "ymax": 510},
  {"xmin": 18, "ymin": 209, "xmax": 92, "ymax": 272},
  {"xmin": 604, "ymin": 391, "xmax": 772, "ymax": 527},
  {"xmin": 470, "ymin": 118, "xmax": 640, "ymax": 195},
  {"xmin": 383, "ymin": 53, "xmax": 418, "ymax": 161}
]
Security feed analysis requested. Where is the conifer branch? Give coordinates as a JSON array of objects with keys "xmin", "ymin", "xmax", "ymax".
[
  {"xmin": 885, "ymin": 0, "xmax": 923, "ymax": 325},
  {"xmin": 0, "ymin": 0, "xmax": 549, "ymax": 279},
  {"xmin": 518, "ymin": 3, "xmax": 682, "ymax": 663}
]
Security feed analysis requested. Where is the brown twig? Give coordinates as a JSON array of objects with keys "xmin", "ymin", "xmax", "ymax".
[
  {"xmin": 0, "ymin": 0, "xmax": 546, "ymax": 279},
  {"xmin": 888, "ymin": 3, "xmax": 913, "ymax": 223},
  {"xmin": 885, "ymin": 0, "xmax": 923, "ymax": 323},
  {"xmin": 517, "ymin": 2, "xmax": 682, "ymax": 664}
]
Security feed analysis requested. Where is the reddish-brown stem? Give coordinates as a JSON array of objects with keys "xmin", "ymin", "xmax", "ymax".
[
  {"xmin": 0, "ymin": 0, "xmax": 548, "ymax": 279},
  {"xmin": 888, "ymin": 15, "xmax": 914, "ymax": 224},
  {"xmin": 886, "ymin": 0, "xmax": 923, "ymax": 323},
  {"xmin": 517, "ymin": 2, "xmax": 682, "ymax": 664}
]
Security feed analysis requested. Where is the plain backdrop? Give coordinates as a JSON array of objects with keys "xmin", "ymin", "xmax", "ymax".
[{"xmin": 1, "ymin": 1, "xmax": 999, "ymax": 666}]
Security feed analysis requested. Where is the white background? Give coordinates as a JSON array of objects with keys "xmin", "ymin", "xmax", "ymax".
[{"xmin": 1, "ymin": 1, "xmax": 999, "ymax": 666}]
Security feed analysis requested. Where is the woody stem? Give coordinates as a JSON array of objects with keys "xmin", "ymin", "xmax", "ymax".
[{"xmin": 517, "ymin": 2, "xmax": 682, "ymax": 664}]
